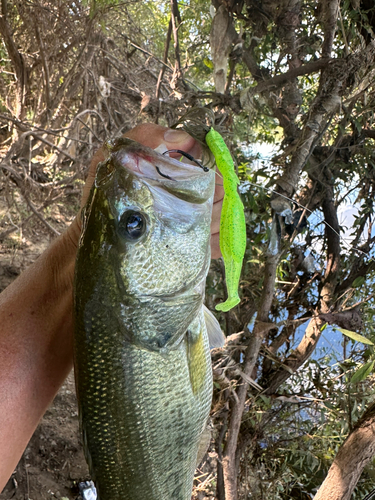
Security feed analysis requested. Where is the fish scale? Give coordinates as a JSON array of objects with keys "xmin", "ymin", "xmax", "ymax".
[
  {"xmin": 76, "ymin": 308, "xmax": 212, "ymax": 500},
  {"xmin": 74, "ymin": 139, "xmax": 217, "ymax": 500}
]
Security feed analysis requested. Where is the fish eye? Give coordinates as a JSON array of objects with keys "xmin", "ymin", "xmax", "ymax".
[{"xmin": 118, "ymin": 210, "xmax": 147, "ymax": 241}]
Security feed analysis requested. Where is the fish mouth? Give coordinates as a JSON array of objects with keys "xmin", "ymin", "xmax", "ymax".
[
  {"xmin": 106, "ymin": 137, "xmax": 210, "ymax": 183},
  {"xmin": 105, "ymin": 137, "xmax": 215, "ymax": 228}
]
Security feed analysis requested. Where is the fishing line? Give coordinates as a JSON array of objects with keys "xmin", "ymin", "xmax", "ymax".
[
  {"xmin": 171, "ymin": 110, "xmax": 368, "ymax": 257},
  {"xmin": 162, "ymin": 145, "xmax": 368, "ymax": 257},
  {"xmin": 212, "ymin": 168, "xmax": 368, "ymax": 257},
  {"xmin": 243, "ymin": 180, "xmax": 369, "ymax": 257}
]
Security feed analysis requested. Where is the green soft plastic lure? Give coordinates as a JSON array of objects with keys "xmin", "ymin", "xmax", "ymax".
[{"xmin": 205, "ymin": 128, "xmax": 246, "ymax": 312}]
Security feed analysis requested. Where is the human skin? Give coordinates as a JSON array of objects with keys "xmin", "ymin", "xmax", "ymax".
[{"xmin": 0, "ymin": 124, "xmax": 223, "ymax": 492}]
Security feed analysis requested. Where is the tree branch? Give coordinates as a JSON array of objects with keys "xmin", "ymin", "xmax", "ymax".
[
  {"xmin": 170, "ymin": 0, "xmax": 182, "ymax": 86},
  {"xmin": 243, "ymin": 58, "xmax": 330, "ymax": 96},
  {"xmin": 0, "ymin": 0, "xmax": 26, "ymax": 119},
  {"xmin": 264, "ymin": 316, "xmax": 324, "ymax": 395},
  {"xmin": 314, "ymin": 402, "xmax": 375, "ymax": 500},
  {"xmin": 320, "ymin": 0, "xmax": 340, "ymax": 58},
  {"xmin": 319, "ymin": 192, "xmax": 341, "ymax": 311},
  {"xmin": 222, "ymin": 254, "xmax": 279, "ymax": 500},
  {"xmin": 155, "ymin": 17, "xmax": 172, "ymax": 100}
]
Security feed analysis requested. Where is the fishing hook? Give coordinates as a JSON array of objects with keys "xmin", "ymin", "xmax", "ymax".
[{"xmin": 162, "ymin": 149, "xmax": 209, "ymax": 172}]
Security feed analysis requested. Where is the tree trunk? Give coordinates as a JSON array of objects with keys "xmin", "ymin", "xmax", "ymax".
[{"xmin": 314, "ymin": 402, "xmax": 375, "ymax": 500}]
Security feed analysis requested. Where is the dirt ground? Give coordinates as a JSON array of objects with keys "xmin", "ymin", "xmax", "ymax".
[
  {"xmin": 0, "ymin": 189, "xmax": 216, "ymax": 500},
  {"xmin": 0, "ymin": 371, "xmax": 89, "ymax": 500}
]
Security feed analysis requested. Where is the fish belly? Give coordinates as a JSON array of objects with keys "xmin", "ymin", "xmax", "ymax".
[{"xmin": 75, "ymin": 321, "xmax": 212, "ymax": 500}]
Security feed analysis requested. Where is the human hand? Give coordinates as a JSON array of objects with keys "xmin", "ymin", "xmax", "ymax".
[{"xmin": 79, "ymin": 123, "xmax": 223, "ymax": 259}]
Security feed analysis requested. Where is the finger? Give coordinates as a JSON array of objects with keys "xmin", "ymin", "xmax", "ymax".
[
  {"xmin": 82, "ymin": 124, "xmax": 201, "ymax": 209},
  {"xmin": 210, "ymin": 232, "xmax": 221, "ymax": 259},
  {"xmin": 125, "ymin": 124, "xmax": 201, "ymax": 158},
  {"xmin": 211, "ymin": 193, "xmax": 223, "ymax": 237},
  {"xmin": 213, "ymin": 169, "xmax": 224, "ymax": 204}
]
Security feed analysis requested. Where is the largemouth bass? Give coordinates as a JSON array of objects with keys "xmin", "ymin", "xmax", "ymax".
[{"xmin": 74, "ymin": 138, "xmax": 222, "ymax": 500}]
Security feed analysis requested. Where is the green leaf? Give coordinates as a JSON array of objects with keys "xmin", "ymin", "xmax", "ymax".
[
  {"xmin": 320, "ymin": 322, "xmax": 328, "ymax": 332},
  {"xmin": 350, "ymin": 360, "xmax": 375, "ymax": 384},
  {"xmin": 352, "ymin": 276, "xmax": 365, "ymax": 288},
  {"xmin": 338, "ymin": 328, "xmax": 374, "ymax": 345},
  {"xmin": 324, "ymin": 401, "xmax": 335, "ymax": 410},
  {"xmin": 259, "ymin": 395, "xmax": 271, "ymax": 405},
  {"xmin": 203, "ymin": 57, "xmax": 213, "ymax": 69}
]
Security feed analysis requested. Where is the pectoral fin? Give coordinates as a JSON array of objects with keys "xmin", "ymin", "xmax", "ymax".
[{"xmin": 203, "ymin": 305, "xmax": 225, "ymax": 348}]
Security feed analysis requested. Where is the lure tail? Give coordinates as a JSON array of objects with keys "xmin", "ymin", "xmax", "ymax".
[{"xmin": 205, "ymin": 128, "xmax": 246, "ymax": 312}]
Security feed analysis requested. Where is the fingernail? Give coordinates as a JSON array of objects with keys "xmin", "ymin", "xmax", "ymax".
[{"xmin": 164, "ymin": 129, "xmax": 189, "ymax": 143}]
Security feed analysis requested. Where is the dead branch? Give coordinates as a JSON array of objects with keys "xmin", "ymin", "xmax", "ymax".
[
  {"xmin": 21, "ymin": 193, "xmax": 60, "ymax": 237},
  {"xmin": 0, "ymin": 189, "xmax": 77, "ymax": 241},
  {"xmin": 34, "ymin": 18, "xmax": 51, "ymax": 114},
  {"xmin": 155, "ymin": 17, "xmax": 172, "ymax": 100},
  {"xmin": 0, "ymin": 0, "xmax": 26, "ymax": 120}
]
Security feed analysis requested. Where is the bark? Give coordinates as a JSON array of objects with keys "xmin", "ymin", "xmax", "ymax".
[
  {"xmin": 319, "ymin": 0, "xmax": 340, "ymax": 58},
  {"xmin": 0, "ymin": 0, "xmax": 26, "ymax": 119},
  {"xmin": 276, "ymin": 41, "xmax": 375, "ymax": 196},
  {"xmin": 210, "ymin": 5, "xmax": 238, "ymax": 93},
  {"xmin": 155, "ymin": 18, "xmax": 172, "ymax": 100},
  {"xmin": 319, "ymin": 192, "xmax": 341, "ymax": 310},
  {"xmin": 170, "ymin": 0, "xmax": 182, "ymax": 87},
  {"xmin": 314, "ymin": 402, "xmax": 375, "ymax": 500},
  {"xmin": 319, "ymin": 308, "xmax": 363, "ymax": 332}
]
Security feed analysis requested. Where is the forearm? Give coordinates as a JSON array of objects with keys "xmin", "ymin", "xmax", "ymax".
[{"xmin": 0, "ymin": 219, "xmax": 80, "ymax": 490}]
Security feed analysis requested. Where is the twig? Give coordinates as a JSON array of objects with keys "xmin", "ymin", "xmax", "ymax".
[
  {"xmin": 29, "ymin": 133, "xmax": 77, "ymax": 162},
  {"xmin": 34, "ymin": 19, "xmax": 51, "ymax": 112},
  {"xmin": 128, "ymin": 39, "xmax": 173, "ymax": 71},
  {"xmin": 0, "ymin": 189, "xmax": 79, "ymax": 241},
  {"xmin": 170, "ymin": 0, "xmax": 182, "ymax": 84},
  {"xmin": 22, "ymin": 192, "xmax": 61, "ymax": 236},
  {"xmin": 155, "ymin": 17, "xmax": 172, "ymax": 101}
]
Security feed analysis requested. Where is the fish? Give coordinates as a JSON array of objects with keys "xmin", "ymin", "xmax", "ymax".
[{"xmin": 74, "ymin": 137, "xmax": 224, "ymax": 500}]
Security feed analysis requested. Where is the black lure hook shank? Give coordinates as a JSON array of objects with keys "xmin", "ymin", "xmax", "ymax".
[{"xmin": 162, "ymin": 149, "xmax": 209, "ymax": 172}]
